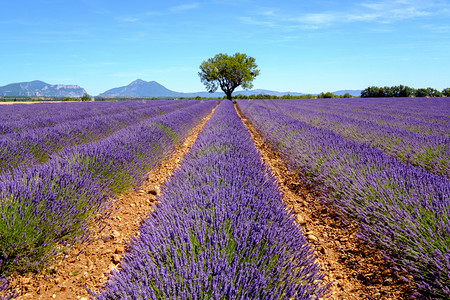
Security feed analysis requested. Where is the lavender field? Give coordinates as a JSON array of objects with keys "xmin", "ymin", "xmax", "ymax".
[
  {"xmin": 0, "ymin": 97, "xmax": 449, "ymax": 299},
  {"xmin": 251, "ymin": 98, "xmax": 449, "ymax": 177},
  {"xmin": 238, "ymin": 97, "xmax": 449, "ymax": 298},
  {"xmin": 95, "ymin": 100, "xmax": 328, "ymax": 299},
  {"xmin": 0, "ymin": 100, "xmax": 216, "ymax": 296}
]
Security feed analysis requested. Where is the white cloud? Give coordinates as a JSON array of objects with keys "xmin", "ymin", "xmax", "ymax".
[
  {"xmin": 115, "ymin": 17, "xmax": 140, "ymax": 23},
  {"xmin": 422, "ymin": 23, "xmax": 450, "ymax": 33},
  {"xmin": 241, "ymin": 0, "xmax": 448, "ymax": 30},
  {"xmin": 358, "ymin": 0, "xmax": 433, "ymax": 22},
  {"xmin": 299, "ymin": 13, "xmax": 338, "ymax": 25},
  {"xmin": 239, "ymin": 17, "xmax": 277, "ymax": 28},
  {"xmin": 170, "ymin": 2, "xmax": 200, "ymax": 12},
  {"xmin": 114, "ymin": 11, "xmax": 161, "ymax": 24}
]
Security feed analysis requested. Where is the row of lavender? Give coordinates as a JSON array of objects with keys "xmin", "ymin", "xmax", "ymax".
[
  {"xmin": 0, "ymin": 100, "xmax": 175, "ymax": 134},
  {"xmin": 280, "ymin": 97, "xmax": 449, "ymax": 132},
  {"xmin": 95, "ymin": 101, "xmax": 328, "ymax": 299},
  {"xmin": 253, "ymin": 98, "xmax": 449, "ymax": 177},
  {"xmin": 0, "ymin": 101, "xmax": 197, "ymax": 174},
  {"xmin": 0, "ymin": 101, "xmax": 216, "ymax": 292},
  {"xmin": 237, "ymin": 100, "xmax": 450, "ymax": 298},
  {"xmin": 273, "ymin": 97, "xmax": 449, "ymax": 137}
]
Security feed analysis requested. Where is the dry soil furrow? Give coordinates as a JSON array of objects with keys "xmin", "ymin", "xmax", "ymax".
[
  {"xmin": 11, "ymin": 106, "xmax": 217, "ymax": 300},
  {"xmin": 235, "ymin": 104, "xmax": 416, "ymax": 300}
]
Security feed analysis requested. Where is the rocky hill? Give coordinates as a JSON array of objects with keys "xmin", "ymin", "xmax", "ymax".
[{"xmin": 0, "ymin": 80, "xmax": 87, "ymax": 97}]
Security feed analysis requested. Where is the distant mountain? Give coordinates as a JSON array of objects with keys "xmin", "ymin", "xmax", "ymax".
[
  {"xmin": 0, "ymin": 80, "xmax": 87, "ymax": 97},
  {"xmin": 98, "ymin": 79, "xmax": 362, "ymax": 98},
  {"xmin": 331, "ymin": 90, "xmax": 361, "ymax": 97},
  {"xmin": 98, "ymin": 79, "xmax": 311, "ymax": 98},
  {"xmin": 229, "ymin": 89, "xmax": 361, "ymax": 97},
  {"xmin": 98, "ymin": 79, "xmax": 186, "ymax": 97},
  {"xmin": 232, "ymin": 89, "xmax": 305, "ymax": 97},
  {"xmin": 1, "ymin": 79, "xmax": 361, "ymax": 98}
]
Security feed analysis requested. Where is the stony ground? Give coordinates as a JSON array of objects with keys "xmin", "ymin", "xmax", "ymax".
[{"xmin": 8, "ymin": 103, "xmax": 416, "ymax": 299}]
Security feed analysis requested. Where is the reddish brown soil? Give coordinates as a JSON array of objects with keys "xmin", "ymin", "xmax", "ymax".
[
  {"xmin": 9, "ymin": 107, "xmax": 216, "ymax": 300},
  {"xmin": 235, "ymin": 104, "xmax": 416, "ymax": 300}
]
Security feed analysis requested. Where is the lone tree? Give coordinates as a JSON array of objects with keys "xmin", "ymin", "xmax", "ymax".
[{"xmin": 199, "ymin": 53, "xmax": 260, "ymax": 100}]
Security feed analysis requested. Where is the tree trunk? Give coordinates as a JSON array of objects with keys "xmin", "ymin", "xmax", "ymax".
[{"xmin": 226, "ymin": 91, "xmax": 232, "ymax": 100}]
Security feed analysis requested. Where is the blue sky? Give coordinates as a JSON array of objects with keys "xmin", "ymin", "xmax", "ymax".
[{"xmin": 1, "ymin": 0, "xmax": 449, "ymax": 95}]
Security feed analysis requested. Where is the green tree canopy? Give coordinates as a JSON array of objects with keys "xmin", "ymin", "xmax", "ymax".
[
  {"xmin": 361, "ymin": 85, "xmax": 447, "ymax": 98},
  {"xmin": 317, "ymin": 92, "xmax": 336, "ymax": 98},
  {"xmin": 416, "ymin": 87, "xmax": 442, "ymax": 97},
  {"xmin": 198, "ymin": 53, "xmax": 260, "ymax": 100},
  {"xmin": 80, "ymin": 93, "xmax": 91, "ymax": 101}
]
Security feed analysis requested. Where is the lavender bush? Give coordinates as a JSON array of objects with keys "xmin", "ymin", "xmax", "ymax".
[
  {"xmin": 95, "ymin": 101, "xmax": 328, "ymax": 299},
  {"xmin": 0, "ymin": 162, "xmax": 106, "ymax": 275},
  {"xmin": 238, "ymin": 100, "xmax": 450, "ymax": 298},
  {"xmin": 0, "ymin": 101, "xmax": 216, "ymax": 277}
]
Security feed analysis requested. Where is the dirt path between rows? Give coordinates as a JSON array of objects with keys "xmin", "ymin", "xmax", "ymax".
[
  {"xmin": 10, "ymin": 106, "xmax": 217, "ymax": 300},
  {"xmin": 235, "ymin": 104, "xmax": 416, "ymax": 300}
]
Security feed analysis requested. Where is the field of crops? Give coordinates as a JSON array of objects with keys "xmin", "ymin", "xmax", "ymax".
[
  {"xmin": 0, "ymin": 100, "xmax": 217, "ymax": 297},
  {"xmin": 0, "ymin": 97, "xmax": 449, "ymax": 299},
  {"xmin": 238, "ymin": 97, "xmax": 449, "ymax": 298}
]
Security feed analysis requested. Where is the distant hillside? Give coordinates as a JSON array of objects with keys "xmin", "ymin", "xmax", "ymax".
[
  {"xmin": 0, "ymin": 80, "xmax": 87, "ymax": 97},
  {"xmin": 1, "ymin": 79, "xmax": 361, "ymax": 98},
  {"xmin": 98, "ymin": 79, "xmax": 186, "ymax": 97},
  {"xmin": 331, "ymin": 90, "xmax": 361, "ymax": 97},
  {"xmin": 98, "ymin": 79, "xmax": 362, "ymax": 98},
  {"xmin": 98, "ymin": 79, "xmax": 311, "ymax": 98},
  {"xmin": 231, "ymin": 89, "xmax": 361, "ymax": 97},
  {"xmin": 232, "ymin": 89, "xmax": 305, "ymax": 97}
]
